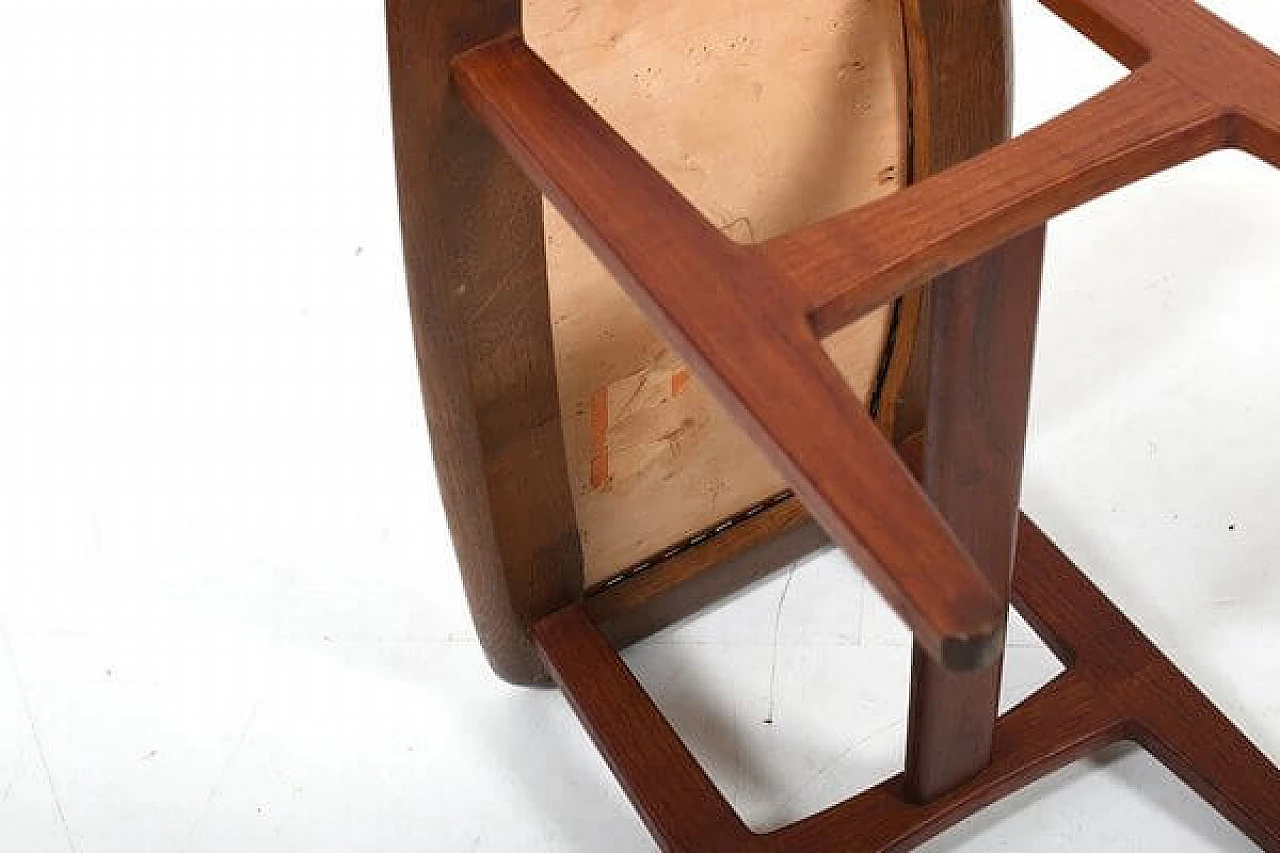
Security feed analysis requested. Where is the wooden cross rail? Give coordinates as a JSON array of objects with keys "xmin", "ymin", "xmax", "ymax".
[
  {"xmin": 454, "ymin": 34, "xmax": 1006, "ymax": 672},
  {"xmin": 771, "ymin": 0, "xmax": 1280, "ymax": 335},
  {"xmin": 453, "ymin": 0, "xmax": 1280, "ymax": 675},
  {"xmin": 426, "ymin": 0, "xmax": 1280, "ymax": 848}
]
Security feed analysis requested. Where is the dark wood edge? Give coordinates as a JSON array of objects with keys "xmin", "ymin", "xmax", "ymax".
[
  {"xmin": 875, "ymin": 289, "xmax": 926, "ymax": 441},
  {"xmin": 582, "ymin": 439, "xmax": 922, "ymax": 653},
  {"xmin": 585, "ymin": 496, "xmax": 827, "ymax": 649},
  {"xmin": 386, "ymin": 1, "xmax": 582, "ymax": 685}
]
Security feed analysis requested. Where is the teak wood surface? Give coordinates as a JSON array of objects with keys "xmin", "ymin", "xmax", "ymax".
[
  {"xmin": 387, "ymin": 0, "xmax": 919, "ymax": 682},
  {"xmin": 389, "ymin": 0, "xmax": 1280, "ymax": 848},
  {"xmin": 385, "ymin": 0, "xmax": 584, "ymax": 684},
  {"xmin": 455, "ymin": 31, "xmax": 1006, "ymax": 673},
  {"xmin": 535, "ymin": 510, "xmax": 1280, "ymax": 852},
  {"xmin": 892, "ymin": 2, "xmax": 1049, "ymax": 802}
]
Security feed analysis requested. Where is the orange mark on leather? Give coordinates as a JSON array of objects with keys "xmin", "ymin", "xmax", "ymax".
[
  {"xmin": 589, "ymin": 385, "xmax": 610, "ymax": 489},
  {"xmin": 671, "ymin": 369, "xmax": 691, "ymax": 398}
]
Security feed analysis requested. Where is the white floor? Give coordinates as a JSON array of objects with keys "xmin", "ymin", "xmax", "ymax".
[{"xmin": 2, "ymin": 1, "xmax": 1280, "ymax": 850}]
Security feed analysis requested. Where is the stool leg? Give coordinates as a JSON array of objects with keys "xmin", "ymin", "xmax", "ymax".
[
  {"xmin": 904, "ymin": 230, "xmax": 1046, "ymax": 800},
  {"xmin": 897, "ymin": 0, "xmax": 1050, "ymax": 801}
]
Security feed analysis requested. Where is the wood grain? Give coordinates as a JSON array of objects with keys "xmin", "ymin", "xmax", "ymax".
[
  {"xmin": 536, "ymin": 513, "xmax": 1280, "ymax": 851},
  {"xmin": 474, "ymin": 0, "xmax": 1280, "ymax": 845},
  {"xmin": 534, "ymin": 604, "xmax": 756, "ymax": 851},
  {"xmin": 455, "ymin": 34, "xmax": 1007, "ymax": 671},
  {"xmin": 899, "ymin": 0, "xmax": 1049, "ymax": 802},
  {"xmin": 385, "ymin": 0, "xmax": 582, "ymax": 684},
  {"xmin": 527, "ymin": 0, "xmax": 911, "ymax": 582},
  {"xmin": 763, "ymin": 0, "xmax": 1280, "ymax": 339},
  {"xmin": 905, "ymin": 230, "xmax": 1047, "ymax": 800},
  {"xmin": 763, "ymin": 67, "xmax": 1228, "ymax": 336}
]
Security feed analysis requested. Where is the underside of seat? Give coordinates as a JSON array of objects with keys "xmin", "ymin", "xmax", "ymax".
[{"xmin": 526, "ymin": 0, "xmax": 913, "ymax": 584}]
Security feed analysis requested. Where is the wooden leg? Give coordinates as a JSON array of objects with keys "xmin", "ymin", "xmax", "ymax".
[
  {"xmin": 898, "ymin": 0, "xmax": 1049, "ymax": 802},
  {"xmin": 905, "ymin": 230, "xmax": 1046, "ymax": 800},
  {"xmin": 532, "ymin": 514, "xmax": 1280, "ymax": 852}
]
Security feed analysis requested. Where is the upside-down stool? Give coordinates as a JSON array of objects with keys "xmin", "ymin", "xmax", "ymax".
[{"xmin": 386, "ymin": 1, "xmax": 1280, "ymax": 848}]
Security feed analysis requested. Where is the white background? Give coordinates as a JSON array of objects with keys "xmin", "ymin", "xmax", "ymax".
[{"xmin": 1, "ymin": 1, "xmax": 1279, "ymax": 850}]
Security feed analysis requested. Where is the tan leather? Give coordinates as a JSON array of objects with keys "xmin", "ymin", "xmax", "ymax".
[{"xmin": 526, "ymin": 0, "xmax": 910, "ymax": 583}]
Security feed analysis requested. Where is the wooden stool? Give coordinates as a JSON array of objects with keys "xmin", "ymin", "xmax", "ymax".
[{"xmin": 386, "ymin": 1, "xmax": 1280, "ymax": 849}]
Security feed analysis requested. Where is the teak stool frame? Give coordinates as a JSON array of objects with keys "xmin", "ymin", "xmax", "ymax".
[{"xmin": 387, "ymin": 0, "xmax": 1280, "ymax": 849}]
